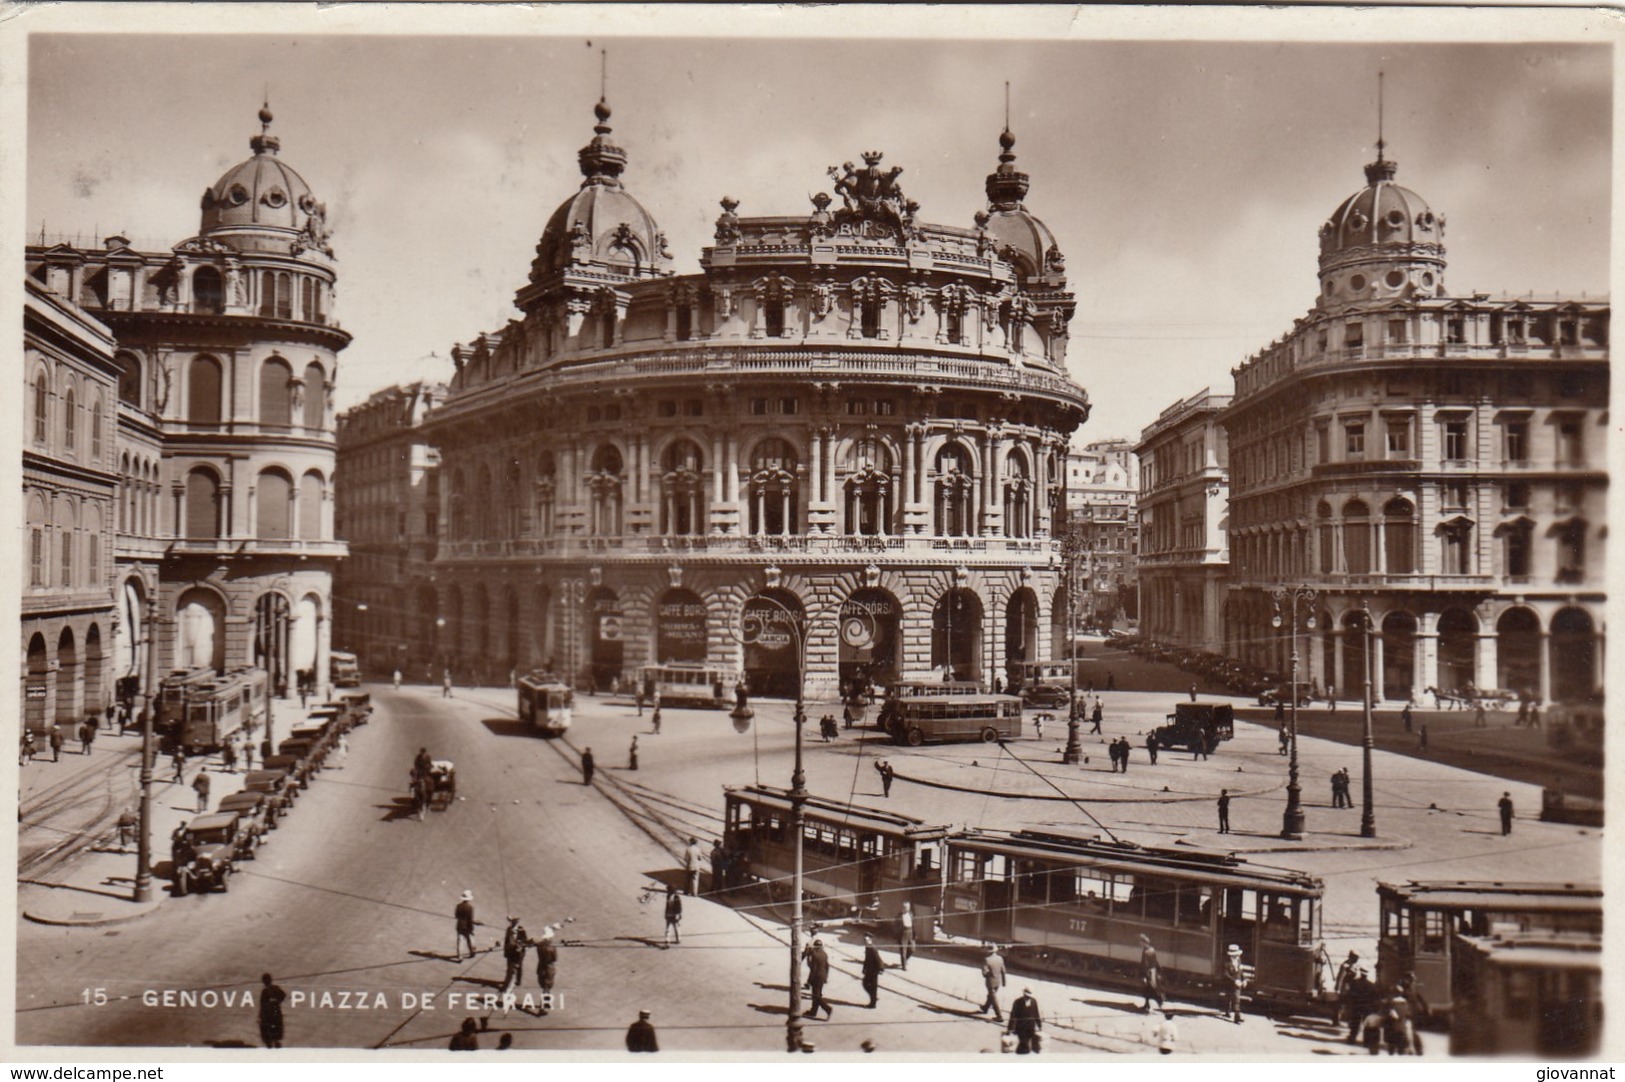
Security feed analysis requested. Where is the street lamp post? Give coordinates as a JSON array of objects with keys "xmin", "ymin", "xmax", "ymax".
[
  {"xmin": 1271, "ymin": 586, "xmax": 1317, "ymax": 840},
  {"xmin": 133, "ymin": 587, "xmax": 159, "ymax": 903},
  {"xmin": 1058, "ymin": 525, "xmax": 1084, "ymax": 764},
  {"xmin": 1359, "ymin": 601, "xmax": 1376, "ymax": 838}
]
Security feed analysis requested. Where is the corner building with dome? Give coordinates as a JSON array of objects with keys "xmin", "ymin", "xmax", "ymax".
[
  {"xmin": 419, "ymin": 100, "xmax": 1090, "ymax": 697},
  {"xmin": 25, "ymin": 107, "xmax": 350, "ymax": 704},
  {"xmin": 1222, "ymin": 144, "xmax": 1608, "ymax": 706}
]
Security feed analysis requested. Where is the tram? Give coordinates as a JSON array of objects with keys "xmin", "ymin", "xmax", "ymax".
[
  {"xmin": 155, "ymin": 667, "xmax": 218, "ymax": 735},
  {"xmin": 940, "ymin": 828, "xmax": 1325, "ymax": 1004},
  {"xmin": 176, "ymin": 668, "xmax": 269, "ymax": 754},
  {"xmin": 721, "ymin": 785, "xmax": 950, "ymax": 922},
  {"xmin": 639, "ymin": 662, "xmax": 732, "ymax": 708},
  {"xmin": 517, "ymin": 671, "xmax": 573, "ymax": 736},
  {"xmin": 1375, "ymin": 879, "xmax": 1603, "ymax": 1022},
  {"xmin": 1448, "ymin": 930, "xmax": 1601, "ymax": 1056}
]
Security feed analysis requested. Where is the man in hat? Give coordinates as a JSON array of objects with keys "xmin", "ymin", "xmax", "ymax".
[
  {"xmin": 1138, "ymin": 934, "xmax": 1165, "ymax": 1012},
  {"xmin": 499, "ymin": 916, "xmax": 529, "ymax": 1010},
  {"xmin": 1334, "ymin": 950, "xmax": 1361, "ymax": 1025},
  {"xmin": 980, "ymin": 943, "xmax": 1007, "ymax": 1021},
  {"xmin": 684, "ymin": 837, "xmax": 706, "ymax": 895},
  {"xmin": 1217, "ymin": 789, "xmax": 1231, "ymax": 834},
  {"xmin": 804, "ymin": 938, "xmax": 834, "ymax": 1019},
  {"xmin": 454, "ymin": 890, "xmax": 477, "ymax": 961},
  {"xmin": 531, "ymin": 920, "xmax": 565, "ymax": 1012},
  {"xmin": 625, "ymin": 1009, "xmax": 659, "ymax": 1052},
  {"xmin": 1498, "ymin": 791, "xmax": 1515, "ymax": 835},
  {"xmin": 896, "ymin": 901, "xmax": 915, "ymax": 969},
  {"xmin": 1223, "ymin": 944, "xmax": 1247, "ymax": 1023},
  {"xmin": 1006, "ymin": 987, "xmax": 1043, "ymax": 1054},
  {"xmin": 861, "ymin": 933, "xmax": 884, "ymax": 1008}
]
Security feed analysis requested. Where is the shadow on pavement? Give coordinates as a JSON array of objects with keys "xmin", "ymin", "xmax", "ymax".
[
  {"xmin": 478, "ymin": 719, "xmax": 530, "ymax": 739},
  {"xmin": 376, "ymin": 798, "xmax": 421, "ymax": 822}
]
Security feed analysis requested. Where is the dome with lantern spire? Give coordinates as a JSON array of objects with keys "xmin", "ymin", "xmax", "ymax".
[
  {"xmin": 1315, "ymin": 142, "xmax": 1446, "ymax": 308},
  {"xmin": 198, "ymin": 104, "xmax": 331, "ymax": 256},
  {"xmin": 979, "ymin": 125, "xmax": 1064, "ymax": 289},
  {"xmin": 530, "ymin": 96, "xmax": 670, "ymax": 285}
]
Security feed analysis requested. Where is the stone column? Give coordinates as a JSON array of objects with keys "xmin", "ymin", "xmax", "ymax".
[
  {"xmin": 1416, "ymin": 612, "xmax": 1439, "ymax": 702},
  {"xmin": 1476, "ymin": 631, "xmax": 1499, "ymax": 694},
  {"xmin": 1537, "ymin": 630, "xmax": 1552, "ymax": 705}
]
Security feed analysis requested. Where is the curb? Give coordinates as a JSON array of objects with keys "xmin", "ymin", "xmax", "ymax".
[
  {"xmin": 891, "ymin": 767, "xmax": 1280, "ymax": 805},
  {"xmin": 1175, "ymin": 834, "xmax": 1413, "ymax": 855},
  {"xmin": 20, "ymin": 889, "xmax": 165, "ymax": 928}
]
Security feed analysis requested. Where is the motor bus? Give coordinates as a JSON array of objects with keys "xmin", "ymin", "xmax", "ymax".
[
  {"xmin": 639, "ymin": 662, "xmax": 732, "ymax": 708},
  {"xmin": 1374, "ymin": 879, "xmax": 1603, "ymax": 1022},
  {"xmin": 721, "ymin": 785, "xmax": 950, "ymax": 924},
  {"xmin": 517, "ymin": 672, "xmax": 573, "ymax": 736},
  {"xmin": 886, "ymin": 693, "xmax": 1023, "ymax": 746},
  {"xmin": 883, "ymin": 676, "xmax": 984, "ymax": 701},
  {"xmin": 177, "ymin": 668, "xmax": 269, "ymax": 754},
  {"xmin": 942, "ymin": 827, "xmax": 1326, "ymax": 1006},
  {"xmin": 330, "ymin": 650, "xmax": 361, "ymax": 688}
]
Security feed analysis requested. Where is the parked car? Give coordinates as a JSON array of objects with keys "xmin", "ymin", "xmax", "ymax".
[
  {"xmin": 1020, "ymin": 683, "xmax": 1073, "ymax": 710},
  {"xmin": 176, "ymin": 812, "xmax": 240, "ymax": 894},
  {"xmin": 244, "ymin": 768, "xmax": 295, "ymax": 815},
  {"xmin": 217, "ymin": 790, "xmax": 272, "ymax": 848},
  {"xmin": 1258, "ymin": 682, "xmax": 1315, "ymax": 708},
  {"xmin": 1154, "ymin": 702, "xmax": 1235, "ymax": 752}
]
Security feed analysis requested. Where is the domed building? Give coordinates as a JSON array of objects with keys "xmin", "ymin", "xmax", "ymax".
[
  {"xmin": 416, "ymin": 99, "xmax": 1090, "ymax": 697},
  {"xmin": 26, "ymin": 106, "xmax": 350, "ymax": 704},
  {"xmin": 1223, "ymin": 141, "xmax": 1608, "ymax": 706}
]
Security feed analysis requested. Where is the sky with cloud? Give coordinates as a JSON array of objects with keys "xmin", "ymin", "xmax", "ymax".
[{"xmin": 22, "ymin": 12, "xmax": 1612, "ymax": 444}]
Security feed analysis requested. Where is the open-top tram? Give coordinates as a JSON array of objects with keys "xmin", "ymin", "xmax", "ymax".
[
  {"xmin": 722, "ymin": 785, "xmax": 951, "ymax": 924},
  {"xmin": 940, "ymin": 828, "xmax": 1325, "ymax": 1006}
]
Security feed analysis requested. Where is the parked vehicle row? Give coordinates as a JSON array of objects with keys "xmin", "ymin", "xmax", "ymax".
[
  {"xmin": 172, "ymin": 692, "xmax": 372, "ymax": 896},
  {"xmin": 1120, "ymin": 638, "xmax": 1296, "ymax": 702}
]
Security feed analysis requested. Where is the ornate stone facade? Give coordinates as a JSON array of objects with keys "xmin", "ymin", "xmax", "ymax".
[
  {"xmin": 417, "ymin": 99, "xmax": 1091, "ymax": 697},
  {"xmin": 24, "ymin": 107, "xmax": 351, "ymax": 699},
  {"xmin": 1222, "ymin": 147, "xmax": 1608, "ymax": 705}
]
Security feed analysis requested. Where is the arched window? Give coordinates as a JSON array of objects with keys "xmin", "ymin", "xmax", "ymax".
[
  {"xmin": 185, "ymin": 468, "xmax": 220, "ymax": 538},
  {"xmin": 260, "ymin": 358, "xmax": 293, "ymax": 427},
  {"xmin": 276, "ymin": 273, "xmax": 293, "ymax": 319},
  {"xmin": 33, "ymin": 372, "xmax": 48, "ymax": 444},
  {"xmin": 935, "ymin": 444, "xmax": 976, "ymax": 537},
  {"xmin": 57, "ymin": 498, "xmax": 76, "ymax": 588},
  {"xmin": 503, "ymin": 459, "xmax": 524, "ymax": 537},
  {"xmin": 1003, "ymin": 452, "xmax": 1032, "ymax": 538},
  {"xmin": 749, "ymin": 438, "xmax": 799, "ymax": 536},
  {"xmin": 449, "ymin": 469, "xmax": 466, "ymax": 540},
  {"xmin": 301, "ymin": 277, "xmax": 315, "ymax": 321},
  {"xmin": 299, "ymin": 471, "xmax": 324, "ymax": 540},
  {"xmin": 63, "ymin": 385, "xmax": 77, "ymax": 454},
  {"xmin": 116, "ymin": 353, "xmax": 142, "ymax": 406},
  {"xmin": 27, "ymin": 495, "xmax": 47, "ymax": 588},
  {"xmin": 1383, "ymin": 497, "xmax": 1415, "ymax": 574},
  {"xmin": 90, "ymin": 396, "xmax": 104, "ymax": 460},
  {"xmin": 586, "ymin": 445, "xmax": 624, "ymax": 536},
  {"xmin": 533, "ymin": 453, "xmax": 555, "ymax": 537},
  {"xmin": 660, "ymin": 440, "xmax": 706, "ymax": 536},
  {"xmin": 257, "ymin": 469, "xmax": 293, "ymax": 539},
  {"xmin": 764, "ymin": 291, "xmax": 786, "ymax": 338},
  {"xmin": 260, "ymin": 271, "xmax": 276, "ymax": 317},
  {"xmin": 473, "ymin": 465, "xmax": 493, "ymax": 539},
  {"xmin": 189, "ymin": 356, "xmax": 223, "ymax": 425},
  {"xmin": 85, "ymin": 505, "xmax": 102, "ymax": 585},
  {"xmin": 1317, "ymin": 501, "xmax": 1335, "ymax": 574},
  {"xmin": 1342, "ymin": 499, "xmax": 1371, "ymax": 574},
  {"xmin": 193, "ymin": 266, "xmax": 224, "ymax": 313},
  {"xmin": 302, "ymin": 361, "xmax": 325, "ymax": 430},
  {"xmin": 845, "ymin": 438, "xmax": 893, "ymax": 537}
]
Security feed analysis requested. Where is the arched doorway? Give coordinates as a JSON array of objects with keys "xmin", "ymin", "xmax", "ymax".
[
  {"xmin": 84, "ymin": 624, "xmax": 104, "ymax": 716},
  {"xmin": 113, "ymin": 578, "xmax": 145, "ymax": 686},
  {"xmin": 586, "ymin": 587, "xmax": 624, "ymax": 691},
  {"xmin": 1341, "ymin": 611, "xmax": 1370, "ymax": 703},
  {"xmin": 839, "ymin": 587, "xmax": 901, "ymax": 693},
  {"xmin": 178, "ymin": 588, "xmax": 226, "ymax": 674},
  {"xmin": 1550, "ymin": 607, "xmax": 1597, "ymax": 703},
  {"xmin": 1436, "ymin": 609, "xmax": 1478, "ymax": 694},
  {"xmin": 742, "ymin": 588, "xmax": 807, "ymax": 699},
  {"xmin": 931, "ymin": 588, "xmax": 984, "ymax": 682},
  {"xmin": 1003, "ymin": 588, "xmax": 1040, "ymax": 688},
  {"xmin": 251, "ymin": 591, "xmax": 289, "ymax": 693},
  {"xmin": 291, "ymin": 594, "xmax": 320, "ymax": 690},
  {"xmin": 655, "ymin": 588, "xmax": 709, "ymax": 664},
  {"xmin": 26, "ymin": 633, "xmax": 48, "ymax": 737},
  {"xmin": 55, "ymin": 627, "xmax": 78, "ymax": 724},
  {"xmin": 1496, "ymin": 608, "xmax": 1541, "ymax": 698},
  {"xmin": 1381, "ymin": 611, "xmax": 1417, "ymax": 702},
  {"xmin": 531, "ymin": 584, "xmax": 554, "ymax": 671},
  {"xmin": 470, "ymin": 583, "xmax": 491, "ymax": 681},
  {"xmin": 415, "ymin": 584, "xmax": 437, "ymax": 675},
  {"xmin": 1051, "ymin": 584, "xmax": 1072, "ymax": 661}
]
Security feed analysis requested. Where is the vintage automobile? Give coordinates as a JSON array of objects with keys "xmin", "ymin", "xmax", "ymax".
[
  {"xmin": 1019, "ymin": 683, "xmax": 1073, "ymax": 710},
  {"xmin": 217, "ymin": 790, "xmax": 273, "ymax": 847},
  {"xmin": 1153, "ymin": 701, "xmax": 1236, "ymax": 752},
  {"xmin": 243, "ymin": 768, "xmax": 293, "ymax": 816},
  {"xmin": 264, "ymin": 752, "xmax": 312, "ymax": 791},
  {"xmin": 176, "ymin": 812, "xmax": 240, "ymax": 894},
  {"xmin": 1257, "ymin": 681, "xmax": 1316, "ymax": 708}
]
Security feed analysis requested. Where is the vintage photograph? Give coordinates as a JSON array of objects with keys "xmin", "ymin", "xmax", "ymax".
[{"xmin": 8, "ymin": 5, "xmax": 1613, "ymax": 1061}]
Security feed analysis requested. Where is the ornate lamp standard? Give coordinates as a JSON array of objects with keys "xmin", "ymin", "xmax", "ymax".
[
  {"xmin": 1359, "ymin": 600, "xmax": 1377, "ymax": 838},
  {"xmin": 1271, "ymin": 585, "xmax": 1317, "ymax": 840},
  {"xmin": 1057, "ymin": 523, "xmax": 1085, "ymax": 764},
  {"xmin": 134, "ymin": 586, "xmax": 159, "ymax": 902},
  {"xmin": 736, "ymin": 594, "xmax": 874, "ymax": 1052}
]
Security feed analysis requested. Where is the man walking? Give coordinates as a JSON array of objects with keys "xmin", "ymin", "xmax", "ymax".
[
  {"xmin": 1217, "ymin": 789, "xmax": 1231, "ymax": 834},
  {"xmin": 259, "ymin": 973, "xmax": 287, "ymax": 1049},
  {"xmin": 1145, "ymin": 730, "xmax": 1159, "ymax": 765},
  {"xmin": 1326, "ymin": 685, "xmax": 1337, "ymax": 714},
  {"xmin": 861, "ymin": 933, "xmax": 884, "ymax": 1008},
  {"xmin": 897, "ymin": 901, "xmax": 915, "ymax": 970},
  {"xmin": 651, "ymin": 705, "xmax": 662, "ymax": 735},
  {"xmin": 78, "ymin": 719, "xmax": 93, "ymax": 755},
  {"xmin": 628, "ymin": 735, "xmax": 639, "ymax": 771},
  {"xmin": 193, "ymin": 769, "xmax": 211, "ymax": 813},
  {"xmin": 875, "ymin": 759, "xmax": 895, "ymax": 797},
  {"xmin": 1330, "ymin": 769, "xmax": 1344, "ymax": 808},
  {"xmin": 684, "ymin": 837, "xmax": 705, "ymax": 895},
  {"xmin": 442, "ymin": 668, "xmax": 453, "ymax": 699},
  {"xmin": 1118, "ymin": 736, "xmax": 1131, "ymax": 773},
  {"xmin": 980, "ymin": 943, "xmax": 1007, "ymax": 1021},
  {"xmin": 804, "ymin": 938, "xmax": 834, "ymax": 1020},
  {"xmin": 534, "ymin": 925, "xmax": 560, "ymax": 1013},
  {"xmin": 663, "ymin": 884, "xmax": 682, "ymax": 946},
  {"xmin": 1402, "ymin": 702, "xmax": 1414, "ymax": 732},
  {"xmin": 1090, "ymin": 699, "xmax": 1104, "ymax": 735},
  {"xmin": 48, "ymin": 726, "xmax": 62, "ymax": 763},
  {"xmin": 1224, "ymin": 943, "xmax": 1247, "ymax": 1023},
  {"xmin": 454, "ymin": 890, "xmax": 477, "ymax": 961},
  {"xmin": 581, "ymin": 747, "xmax": 595, "ymax": 786},
  {"xmin": 1006, "ymin": 987, "xmax": 1043, "ymax": 1054},
  {"xmin": 499, "ymin": 916, "xmax": 529, "ymax": 1009},
  {"xmin": 1498, "ymin": 792, "xmax": 1515, "ymax": 835},
  {"xmin": 1139, "ymin": 934, "xmax": 1165, "ymax": 1012}
]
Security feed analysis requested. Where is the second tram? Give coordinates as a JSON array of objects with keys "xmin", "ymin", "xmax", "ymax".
[{"xmin": 517, "ymin": 672, "xmax": 574, "ymax": 736}]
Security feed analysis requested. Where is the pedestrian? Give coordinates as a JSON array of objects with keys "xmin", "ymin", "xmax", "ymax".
[
  {"xmin": 454, "ymin": 890, "xmax": 476, "ymax": 961},
  {"xmin": 635, "ymin": 689, "xmax": 644, "ymax": 717},
  {"xmin": 581, "ymin": 747, "xmax": 595, "ymax": 786},
  {"xmin": 334, "ymin": 733, "xmax": 348, "ymax": 769},
  {"xmin": 1194, "ymin": 730, "xmax": 1208, "ymax": 761},
  {"xmin": 651, "ymin": 705, "xmax": 662, "ymax": 735},
  {"xmin": 1139, "ymin": 934, "xmax": 1165, "ymax": 1012},
  {"xmin": 499, "ymin": 916, "xmax": 529, "ymax": 1008},
  {"xmin": 625, "ymin": 1010, "xmax": 659, "ymax": 1052},
  {"xmin": 1118, "ymin": 736, "xmax": 1131, "ymax": 773},
  {"xmin": 1402, "ymin": 702, "xmax": 1414, "ymax": 732},
  {"xmin": 1217, "ymin": 789, "xmax": 1231, "ymax": 833},
  {"xmin": 1330, "ymin": 770, "xmax": 1344, "ymax": 808},
  {"xmin": 221, "ymin": 740, "xmax": 237, "ymax": 774},
  {"xmin": 117, "ymin": 808, "xmax": 137, "ymax": 850},
  {"xmin": 628, "ymin": 735, "xmax": 639, "ymax": 771},
  {"xmin": 1274, "ymin": 699, "xmax": 1286, "ymax": 724},
  {"xmin": 442, "ymin": 669, "xmax": 453, "ymax": 699},
  {"xmin": 861, "ymin": 933, "xmax": 883, "ymax": 1008},
  {"xmin": 534, "ymin": 925, "xmax": 559, "ymax": 1012},
  {"xmin": 259, "ymin": 973, "xmax": 287, "ymax": 1049},
  {"xmin": 980, "ymin": 943, "xmax": 1006, "ymax": 1020},
  {"xmin": 1033, "ymin": 714, "xmax": 1044, "ymax": 742},
  {"xmin": 243, "ymin": 738, "xmax": 255, "ymax": 772},
  {"xmin": 1474, "ymin": 702, "xmax": 1487, "ymax": 728},
  {"xmin": 709, "ymin": 839, "xmax": 725, "ymax": 895},
  {"xmin": 663, "ymin": 884, "xmax": 682, "ymax": 946},
  {"xmin": 1189, "ymin": 684, "xmax": 1197, "ymax": 702},
  {"xmin": 1106, "ymin": 671, "xmax": 1116, "ymax": 691},
  {"xmin": 843, "ymin": 701, "xmax": 855, "ymax": 730},
  {"xmin": 1145, "ymin": 730, "xmax": 1159, "ymax": 765},
  {"xmin": 1223, "ymin": 943, "xmax": 1247, "ymax": 1023},
  {"xmin": 684, "ymin": 837, "xmax": 705, "ymax": 895},
  {"xmin": 1326, "ymin": 685, "xmax": 1337, "ymax": 714},
  {"xmin": 1152, "ymin": 1010, "xmax": 1178, "ymax": 1055},
  {"xmin": 1498, "ymin": 791, "xmax": 1514, "ymax": 835},
  {"xmin": 20, "ymin": 730, "xmax": 32, "ymax": 767},
  {"xmin": 78, "ymin": 720, "xmax": 92, "ymax": 755},
  {"xmin": 1090, "ymin": 700, "xmax": 1103, "ymax": 735},
  {"xmin": 48, "ymin": 726, "xmax": 63, "ymax": 762},
  {"xmin": 449, "ymin": 1017, "xmax": 480, "ymax": 1051},
  {"xmin": 875, "ymin": 759, "xmax": 895, "ymax": 798},
  {"xmin": 1346, "ymin": 966, "xmax": 1380, "ymax": 1043},
  {"xmin": 193, "ymin": 770, "xmax": 211, "ymax": 813},
  {"xmin": 1334, "ymin": 951, "xmax": 1361, "ymax": 1026},
  {"xmin": 1006, "ymin": 987, "xmax": 1043, "ymax": 1054},
  {"xmin": 897, "ymin": 901, "xmax": 915, "ymax": 970},
  {"xmin": 1278, "ymin": 725, "xmax": 1290, "ymax": 756},
  {"xmin": 1418, "ymin": 722, "xmax": 1429, "ymax": 751},
  {"xmin": 804, "ymin": 938, "xmax": 834, "ymax": 1019}
]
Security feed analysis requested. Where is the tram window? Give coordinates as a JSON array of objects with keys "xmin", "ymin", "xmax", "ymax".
[
  {"xmin": 1502, "ymin": 969, "xmax": 1534, "ymax": 1022},
  {"xmin": 1420, "ymin": 910, "xmax": 1448, "ymax": 953},
  {"xmin": 1183, "ymin": 885, "xmax": 1215, "ymax": 926},
  {"xmin": 951, "ymin": 850, "xmax": 980, "ymax": 883},
  {"xmin": 1048, "ymin": 868, "xmax": 1078, "ymax": 904},
  {"xmin": 917, "ymin": 847, "xmax": 935, "ymax": 877},
  {"xmin": 1138, "ymin": 877, "xmax": 1180, "ymax": 924},
  {"xmin": 836, "ymin": 830, "xmax": 858, "ymax": 860},
  {"xmin": 1016, "ymin": 863, "xmax": 1048, "ymax": 903},
  {"xmin": 1225, "ymin": 888, "xmax": 1259, "ymax": 923},
  {"xmin": 1261, "ymin": 894, "xmax": 1298, "ymax": 940}
]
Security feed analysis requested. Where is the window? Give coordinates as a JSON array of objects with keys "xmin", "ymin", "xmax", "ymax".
[
  {"xmin": 1506, "ymin": 319, "xmax": 1526, "ymax": 345},
  {"xmin": 1388, "ymin": 319, "xmax": 1407, "ymax": 343},
  {"xmin": 1556, "ymin": 521, "xmax": 1586, "ymax": 582},
  {"xmin": 1317, "ymin": 329, "xmax": 1329, "ymax": 352},
  {"xmin": 1505, "ymin": 482, "xmax": 1531, "ymax": 509},
  {"xmin": 91, "ymin": 399, "xmax": 103, "ymax": 460},
  {"xmin": 1442, "ymin": 417, "xmax": 1470, "ymax": 462},
  {"xmin": 1503, "ymin": 419, "xmax": 1529, "ymax": 463},
  {"xmin": 1316, "ymin": 424, "xmax": 1330, "ymax": 464},
  {"xmin": 1345, "ymin": 322, "xmax": 1364, "ymax": 349},
  {"xmin": 1505, "ymin": 521, "xmax": 1532, "ymax": 578},
  {"xmin": 1344, "ymin": 421, "xmax": 1365, "ymax": 458},
  {"xmin": 1440, "ymin": 522, "xmax": 1472, "ymax": 575},
  {"xmin": 860, "ymin": 294, "xmax": 880, "ymax": 338},
  {"xmin": 1560, "ymin": 320, "xmax": 1578, "ymax": 346},
  {"xmin": 684, "ymin": 399, "xmax": 703, "ymax": 417},
  {"xmin": 1343, "ymin": 500, "xmax": 1371, "ymax": 574},
  {"xmin": 764, "ymin": 295, "xmax": 785, "ymax": 338},
  {"xmin": 63, "ymin": 387, "xmax": 76, "ymax": 453},
  {"xmin": 185, "ymin": 468, "xmax": 220, "ymax": 538},
  {"xmin": 1384, "ymin": 498, "xmax": 1416, "ymax": 574},
  {"xmin": 116, "ymin": 354, "xmax": 142, "ymax": 406},
  {"xmin": 675, "ymin": 304, "xmax": 693, "ymax": 341},
  {"xmin": 259, "ymin": 359, "xmax": 294, "ymax": 428},
  {"xmin": 946, "ymin": 308, "xmax": 963, "ymax": 345},
  {"xmin": 1447, "ymin": 318, "xmax": 1466, "ymax": 344},
  {"xmin": 302, "ymin": 362, "xmax": 326, "ymax": 430},
  {"xmin": 875, "ymin": 400, "xmax": 895, "ymax": 417},
  {"xmin": 60, "ymin": 527, "xmax": 73, "ymax": 587},
  {"xmin": 750, "ymin": 398, "xmax": 768, "ymax": 416},
  {"xmin": 1556, "ymin": 417, "xmax": 1584, "ymax": 465},
  {"xmin": 257, "ymin": 470, "xmax": 292, "ymax": 539},
  {"xmin": 657, "ymin": 400, "xmax": 677, "ymax": 418},
  {"xmin": 1441, "ymin": 482, "xmax": 1470, "ymax": 510},
  {"xmin": 780, "ymin": 397, "xmax": 799, "ymax": 415},
  {"xmin": 30, "ymin": 528, "xmax": 44, "ymax": 587},
  {"xmin": 1385, "ymin": 417, "xmax": 1410, "ymax": 456}
]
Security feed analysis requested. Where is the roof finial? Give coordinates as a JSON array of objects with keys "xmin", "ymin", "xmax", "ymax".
[
  {"xmin": 252, "ymin": 93, "xmax": 279, "ymax": 156},
  {"xmin": 593, "ymin": 48, "xmax": 612, "ymax": 132},
  {"xmin": 1376, "ymin": 70, "xmax": 1386, "ymax": 162},
  {"xmin": 1004, "ymin": 80, "xmax": 1010, "ymax": 131}
]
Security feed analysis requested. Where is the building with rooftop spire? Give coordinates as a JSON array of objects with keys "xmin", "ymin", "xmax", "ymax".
[
  {"xmin": 405, "ymin": 96, "xmax": 1091, "ymax": 696},
  {"xmin": 1221, "ymin": 133, "xmax": 1607, "ymax": 706},
  {"xmin": 25, "ymin": 105, "xmax": 351, "ymax": 706}
]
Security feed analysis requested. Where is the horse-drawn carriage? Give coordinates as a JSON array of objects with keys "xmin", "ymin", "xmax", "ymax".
[{"xmin": 412, "ymin": 760, "xmax": 456, "ymax": 817}]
